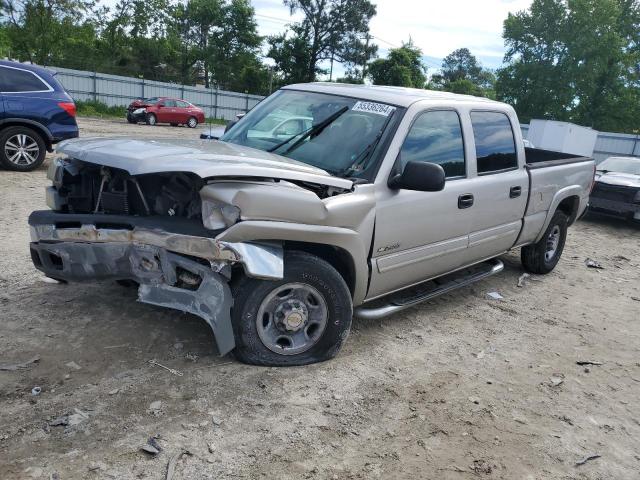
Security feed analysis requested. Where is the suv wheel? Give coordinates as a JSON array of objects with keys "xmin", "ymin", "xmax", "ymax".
[
  {"xmin": 187, "ymin": 117, "xmax": 198, "ymax": 128},
  {"xmin": 521, "ymin": 210, "xmax": 568, "ymax": 274},
  {"xmin": 145, "ymin": 113, "xmax": 157, "ymax": 126},
  {"xmin": 0, "ymin": 126, "xmax": 47, "ymax": 172},
  {"xmin": 231, "ymin": 251, "xmax": 353, "ymax": 366}
]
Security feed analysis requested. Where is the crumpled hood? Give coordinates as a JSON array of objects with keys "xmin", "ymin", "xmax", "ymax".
[
  {"xmin": 56, "ymin": 137, "xmax": 353, "ymax": 189},
  {"xmin": 595, "ymin": 171, "xmax": 640, "ymax": 188}
]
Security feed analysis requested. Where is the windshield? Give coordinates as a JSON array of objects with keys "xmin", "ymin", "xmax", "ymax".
[
  {"xmin": 220, "ymin": 90, "xmax": 399, "ymax": 177},
  {"xmin": 598, "ymin": 157, "xmax": 640, "ymax": 175}
]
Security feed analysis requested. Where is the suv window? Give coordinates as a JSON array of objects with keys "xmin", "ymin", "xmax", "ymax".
[
  {"xmin": 0, "ymin": 66, "xmax": 50, "ymax": 92},
  {"xmin": 470, "ymin": 111, "xmax": 517, "ymax": 174},
  {"xmin": 399, "ymin": 110, "xmax": 466, "ymax": 178}
]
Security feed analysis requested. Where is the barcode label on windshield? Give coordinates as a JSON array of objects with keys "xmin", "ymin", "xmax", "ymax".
[{"xmin": 352, "ymin": 101, "xmax": 396, "ymax": 117}]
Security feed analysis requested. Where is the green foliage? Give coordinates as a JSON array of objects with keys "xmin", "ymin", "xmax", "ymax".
[
  {"xmin": 368, "ymin": 40, "xmax": 426, "ymax": 88},
  {"xmin": 268, "ymin": 0, "xmax": 377, "ymax": 84},
  {"xmin": 75, "ymin": 100, "xmax": 127, "ymax": 118},
  {"xmin": 429, "ymin": 48, "xmax": 496, "ymax": 98},
  {"xmin": 496, "ymin": 0, "xmax": 640, "ymax": 133}
]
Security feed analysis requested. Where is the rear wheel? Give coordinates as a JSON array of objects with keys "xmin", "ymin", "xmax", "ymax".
[
  {"xmin": 0, "ymin": 126, "xmax": 46, "ymax": 172},
  {"xmin": 187, "ymin": 116, "xmax": 198, "ymax": 128},
  {"xmin": 231, "ymin": 251, "xmax": 353, "ymax": 366},
  {"xmin": 521, "ymin": 211, "xmax": 568, "ymax": 274},
  {"xmin": 145, "ymin": 113, "xmax": 157, "ymax": 126}
]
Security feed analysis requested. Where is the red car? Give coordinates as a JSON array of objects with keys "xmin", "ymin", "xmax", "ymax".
[{"xmin": 126, "ymin": 97, "xmax": 205, "ymax": 128}]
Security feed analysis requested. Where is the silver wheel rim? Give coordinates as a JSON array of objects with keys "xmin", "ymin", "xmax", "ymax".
[
  {"xmin": 256, "ymin": 282, "xmax": 328, "ymax": 356},
  {"xmin": 188, "ymin": 118, "xmax": 197, "ymax": 127},
  {"xmin": 148, "ymin": 115, "xmax": 156, "ymax": 125},
  {"xmin": 4, "ymin": 134, "xmax": 40, "ymax": 166},
  {"xmin": 545, "ymin": 225, "xmax": 561, "ymax": 261}
]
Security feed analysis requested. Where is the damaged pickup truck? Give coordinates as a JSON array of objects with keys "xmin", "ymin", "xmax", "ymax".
[{"xmin": 29, "ymin": 84, "xmax": 596, "ymax": 366}]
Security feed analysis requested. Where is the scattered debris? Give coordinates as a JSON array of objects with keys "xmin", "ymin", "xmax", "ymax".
[
  {"xmin": 549, "ymin": 374, "xmax": 565, "ymax": 387},
  {"xmin": 141, "ymin": 437, "xmax": 162, "ymax": 456},
  {"xmin": 0, "ymin": 355, "xmax": 41, "ymax": 371},
  {"xmin": 50, "ymin": 415, "xmax": 69, "ymax": 427},
  {"xmin": 207, "ymin": 443, "xmax": 215, "ymax": 454},
  {"xmin": 631, "ymin": 296, "xmax": 640, "ymax": 302},
  {"xmin": 166, "ymin": 450, "xmax": 193, "ymax": 480},
  {"xmin": 149, "ymin": 359, "xmax": 183, "ymax": 377},
  {"xmin": 468, "ymin": 396, "xmax": 480, "ymax": 405},
  {"xmin": 613, "ymin": 255, "xmax": 630, "ymax": 261},
  {"xmin": 148, "ymin": 400, "xmax": 163, "ymax": 415},
  {"xmin": 517, "ymin": 273, "xmax": 530, "ymax": 288},
  {"xmin": 31, "ymin": 386, "xmax": 41, "ymax": 396},
  {"xmin": 39, "ymin": 276, "xmax": 62, "ymax": 284},
  {"xmin": 476, "ymin": 350, "xmax": 486, "ymax": 359},
  {"xmin": 585, "ymin": 258, "xmax": 604, "ymax": 269},
  {"xmin": 486, "ymin": 291, "xmax": 504, "ymax": 300},
  {"xmin": 65, "ymin": 361, "xmax": 82, "ymax": 371},
  {"xmin": 108, "ymin": 388, "xmax": 119, "ymax": 395},
  {"xmin": 576, "ymin": 360, "xmax": 603, "ymax": 366},
  {"xmin": 575, "ymin": 454, "xmax": 601, "ymax": 466}
]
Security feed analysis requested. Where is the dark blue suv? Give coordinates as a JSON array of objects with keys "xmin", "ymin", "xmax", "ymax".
[{"xmin": 0, "ymin": 60, "xmax": 79, "ymax": 171}]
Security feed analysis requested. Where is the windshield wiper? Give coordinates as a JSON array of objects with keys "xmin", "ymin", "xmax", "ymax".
[
  {"xmin": 596, "ymin": 169, "xmax": 610, "ymax": 173},
  {"xmin": 267, "ymin": 106, "xmax": 349, "ymax": 154},
  {"xmin": 336, "ymin": 109, "xmax": 396, "ymax": 177}
]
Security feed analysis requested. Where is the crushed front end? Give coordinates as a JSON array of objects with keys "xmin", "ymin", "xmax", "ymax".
[{"xmin": 29, "ymin": 157, "xmax": 283, "ymax": 355}]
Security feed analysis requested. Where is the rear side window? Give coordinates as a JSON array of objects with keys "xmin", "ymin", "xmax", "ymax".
[
  {"xmin": 399, "ymin": 110, "xmax": 466, "ymax": 178},
  {"xmin": 0, "ymin": 66, "xmax": 51, "ymax": 92},
  {"xmin": 176, "ymin": 100, "xmax": 190, "ymax": 108},
  {"xmin": 470, "ymin": 111, "xmax": 517, "ymax": 174},
  {"xmin": 163, "ymin": 100, "xmax": 176, "ymax": 107}
]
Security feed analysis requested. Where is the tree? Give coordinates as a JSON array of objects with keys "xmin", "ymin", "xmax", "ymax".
[
  {"xmin": 429, "ymin": 48, "xmax": 496, "ymax": 98},
  {"xmin": 268, "ymin": 0, "xmax": 377, "ymax": 83},
  {"xmin": 496, "ymin": 0, "xmax": 640, "ymax": 132},
  {"xmin": 368, "ymin": 40, "xmax": 426, "ymax": 88}
]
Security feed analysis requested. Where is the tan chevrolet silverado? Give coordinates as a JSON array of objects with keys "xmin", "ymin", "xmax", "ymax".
[{"xmin": 29, "ymin": 84, "xmax": 596, "ymax": 366}]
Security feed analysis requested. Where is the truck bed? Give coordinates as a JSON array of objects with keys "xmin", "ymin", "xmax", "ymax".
[{"xmin": 525, "ymin": 147, "xmax": 592, "ymax": 169}]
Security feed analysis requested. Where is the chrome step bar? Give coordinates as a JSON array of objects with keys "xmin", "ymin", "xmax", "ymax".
[{"xmin": 354, "ymin": 259, "xmax": 504, "ymax": 320}]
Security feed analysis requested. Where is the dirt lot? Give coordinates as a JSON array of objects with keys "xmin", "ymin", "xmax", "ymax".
[{"xmin": 1, "ymin": 117, "xmax": 639, "ymax": 479}]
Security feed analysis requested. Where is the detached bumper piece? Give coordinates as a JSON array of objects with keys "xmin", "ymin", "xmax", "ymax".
[{"xmin": 30, "ymin": 241, "xmax": 235, "ymax": 355}]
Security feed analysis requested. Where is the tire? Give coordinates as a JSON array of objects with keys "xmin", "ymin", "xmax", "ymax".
[
  {"xmin": 521, "ymin": 211, "xmax": 568, "ymax": 274},
  {"xmin": 231, "ymin": 251, "xmax": 353, "ymax": 366},
  {"xmin": 187, "ymin": 117, "xmax": 198, "ymax": 128},
  {"xmin": 145, "ymin": 113, "xmax": 157, "ymax": 126},
  {"xmin": 0, "ymin": 126, "xmax": 47, "ymax": 172}
]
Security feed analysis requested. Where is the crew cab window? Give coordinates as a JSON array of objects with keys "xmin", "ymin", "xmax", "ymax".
[
  {"xmin": 0, "ymin": 66, "xmax": 50, "ymax": 92},
  {"xmin": 399, "ymin": 110, "xmax": 466, "ymax": 178},
  {"xmin": 470, "ymin": 111, "xmax": 517, "ymax": 174}
]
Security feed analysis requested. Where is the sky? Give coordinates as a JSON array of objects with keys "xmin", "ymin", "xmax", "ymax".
[{"xmin": 252, "ymin": 0, "xmax": 534, "ymax": 74}]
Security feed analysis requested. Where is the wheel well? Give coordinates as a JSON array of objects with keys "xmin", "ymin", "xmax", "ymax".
[
  {"xmin": 284, "ymin": 241, "xmax": 356, "ymax": 297},
  {"xmin": 556, "ymin": 195, "xmax": 580, "ymax": 225},
  {"xmin": 0, "ymin": 121, "xmax": 51, "ymax": 150}
]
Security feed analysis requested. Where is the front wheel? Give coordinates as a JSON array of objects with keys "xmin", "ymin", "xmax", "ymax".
[
  {"xmin": 0, "ymin": 126, "xmax": 47, "ymax": 172},
  {"xmin": 521, "ymin": 210, "xmax": 568, "ymax": 274},
  {"xmin": 145, "ymin": 113, "xmax": 157, "ymax": 126},
  {"xmin": 187, "ymin": 116, "xmax": 198, "ymax": 128},
  {"xmin": 231, "ymin": 251, "xmax": 353, "ymax": 366}
]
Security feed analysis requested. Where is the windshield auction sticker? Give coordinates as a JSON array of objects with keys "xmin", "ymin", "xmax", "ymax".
[{"xmin": 352, "ymin": 101, "xmax": 396, "ymax": 117}]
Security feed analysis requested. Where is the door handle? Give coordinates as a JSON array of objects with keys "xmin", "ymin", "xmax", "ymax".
[
  {"xmin": 510, "ymin": 186, "xmax": 522, "ymax": 198},
  {"xmin": 458, "ymin": 193, "xmax": 474, "ymax": 209}
]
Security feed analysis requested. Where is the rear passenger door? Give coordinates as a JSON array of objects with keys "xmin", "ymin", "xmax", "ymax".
[{"xmin": 463, "ymin": 111, "xmax": 528, "ymax": 263}]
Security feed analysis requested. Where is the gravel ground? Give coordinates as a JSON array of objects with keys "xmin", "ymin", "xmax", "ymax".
[{"xmin": 1, "ymin": 117, "xmax": 639, "ymax": 479}]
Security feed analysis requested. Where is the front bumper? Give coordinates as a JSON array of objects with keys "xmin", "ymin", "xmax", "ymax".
[
  {"xmin": 29, "ymin": 210, "xmax": 284, "ymax": 356},
  {"xmin": 589, "ymin": 196, "xmax": 640, "ymax": 220}
]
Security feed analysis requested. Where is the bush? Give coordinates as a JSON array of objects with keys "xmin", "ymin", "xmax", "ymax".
[{"xmin": 75, "ymin": 100, "xmax": 127, "ymax": 119}]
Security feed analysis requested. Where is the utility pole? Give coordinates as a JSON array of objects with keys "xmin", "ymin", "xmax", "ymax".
[{"xmin": 329, "ymin": 51, "xmax": 334, "ymax": 82}]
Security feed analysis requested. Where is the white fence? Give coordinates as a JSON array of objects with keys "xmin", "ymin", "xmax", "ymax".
[
  {"xmin": 50, "ymin": 66, "xmax": 265, "ymax": 121},
  {"xmin": 521, "ymin": 124, "xmax": 640, "ymax": 164}
]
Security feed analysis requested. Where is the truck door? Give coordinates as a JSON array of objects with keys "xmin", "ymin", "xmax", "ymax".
[
  {"xmin": 462, "ymin": 110, "xmax": 528, "ymax": 263},
  {"xmin": 368, "ymin": 109, "xmax": 476, "ymax": 299}
]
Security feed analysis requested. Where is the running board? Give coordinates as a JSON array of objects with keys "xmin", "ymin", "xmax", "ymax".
[{"xmin": 354, "ymin": 259, "xmax": 504, "ymax": 320}]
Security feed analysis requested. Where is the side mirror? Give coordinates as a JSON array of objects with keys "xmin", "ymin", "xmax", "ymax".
[
  {"xmin": 388, "ymin": 160, "xmax": 446, "ymax": 192},
  {"xmin": 157, "ymin": 103, "xmax": 165, "ymax": 108}
]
